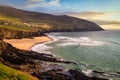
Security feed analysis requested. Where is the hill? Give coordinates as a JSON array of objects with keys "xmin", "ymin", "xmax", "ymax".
[
  {"xmin": 0, "ymin": 63, "xmax": 38, "ymax": 80},
  {"xmin": 0, "ymin": 6, "xmax": 103, "ymax": 33}
]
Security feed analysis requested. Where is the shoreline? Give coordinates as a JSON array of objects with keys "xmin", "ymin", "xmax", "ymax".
[
  {"xmin": 3, "ymin": 34, "xmax": 74, "ymax": 64},
  {"xmin": 3, "ymin": 35, "xmax": 53, "ymax": 50},
  {"xmin": 29, "ymin": 34, "xmax": 54, "ymax": 51},
  {"xmin": 2, "ymin": 34, "xmax": 111, "ymax": 80}
]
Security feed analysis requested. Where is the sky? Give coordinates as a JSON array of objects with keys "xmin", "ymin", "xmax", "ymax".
[{"xmin": 0, "ymin": 0, "xmax": 120, "ymax": 29}]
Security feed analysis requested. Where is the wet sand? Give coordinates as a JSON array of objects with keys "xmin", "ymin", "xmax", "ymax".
[{"xmin": 3, "ymin": 36, "xmax": 52, "ymax": 50}]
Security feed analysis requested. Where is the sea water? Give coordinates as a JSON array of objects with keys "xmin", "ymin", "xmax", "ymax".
[{"xmin": 32, "ymin": 30, "xmax": 120, "ymax": 80}]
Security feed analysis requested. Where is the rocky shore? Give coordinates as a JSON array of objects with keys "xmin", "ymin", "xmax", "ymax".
[{"xmin": 0, "ymin": 38, "xmax": 110, "ymax": 80}]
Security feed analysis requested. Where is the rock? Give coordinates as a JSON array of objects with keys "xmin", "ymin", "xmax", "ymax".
[
  {"xmin": 69, "ymin": 69, "xmax": 109, "ymax": 80},
  {"xmin": 0, "ymin": 28, "xmax": 41, "ymax": 39},
  {"xmin": 0, "ymin": 41, "xmax": 109, "ymax": 80},
  {"xmin": 36, "ymin": 69, "xmax": 109, "ymax": 80},
  {"xmin": 93, "ymin": 70, "xmax": 105, "ymax": 74}
]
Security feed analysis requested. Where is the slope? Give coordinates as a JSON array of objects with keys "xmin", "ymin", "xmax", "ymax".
[{"xmin": 0, "ymin": 6, "xmax": 104, "ymax": 32}]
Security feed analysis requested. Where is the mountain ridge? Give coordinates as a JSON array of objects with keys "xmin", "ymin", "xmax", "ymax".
[{"xmin": 0, "ymin": 5, "xmax": 104, "ymax": 32}]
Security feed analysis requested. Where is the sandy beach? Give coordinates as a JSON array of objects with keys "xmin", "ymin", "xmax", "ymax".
[{"xmin": 3, "ymin": 36, "xmax": 52, "ymax": 50}]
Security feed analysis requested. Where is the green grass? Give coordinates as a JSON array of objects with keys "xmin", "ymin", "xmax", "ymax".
[
  {"xmin": 0, "ymin": 15, "xmax": 21, "ymax": 23},
  {"xmin": 0, "ymin": 63, "xmax": 38, "ymax": 80},
  {"xmin": 0, "ymin": 14, "xmax": 54, "ymax": 32},
  {"xmin": 0, "ymin": 25, "xmax": 36, "ymax": 32},
  {"xmin": 0, "ymin": 15, "xmax": 37, "ymax": 32}
]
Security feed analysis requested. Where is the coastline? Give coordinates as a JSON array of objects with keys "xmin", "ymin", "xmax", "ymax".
[
  {"xmin": 2, "ymin": 34, "xmax": 110, "ymax": 80},
  {"xmin": 3, "ymin": 34, "xmax": 69, "ymax": 63},
  {"xmin": 3, "ymin": 36, "xmax": 52, "ymax": 50},
  {"xmin": 3, "ymin": 34, "xmax": 77, "ymax": 70}
]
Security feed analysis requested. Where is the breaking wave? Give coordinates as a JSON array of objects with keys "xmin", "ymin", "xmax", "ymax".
[
  {"xmin": 57, "ymin": 36, "xmax": 106, "ymax": 47},
  {"xmin": 31, "ymin": 44, "xmax": 53, "ymax": 54},
  {"xmin": 31, "ymin": 34, "xmax": 57, "ymax": 54}
]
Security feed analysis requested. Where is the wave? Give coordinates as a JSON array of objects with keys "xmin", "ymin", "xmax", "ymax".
[
  {"xmin": 31, "ymin": 34, "xmax": 59, "ymax": 54},
  {"xmin": 82, "ymin": 69, "xmax": 93, "ymax": 77},
  {"xmin": 57, "ymin": 36, "xmax": 106, "ymax": 47},
  {"xmin": 31, "ymin": 44, "xmax": 53, "ymax": 54},
  {"xmin": 106, "ymin": 40, "xmax": 120, "ymax": 45},
  {"xmin": 46, "ymin": 33, "xmax": 59, "ymax": 42}
]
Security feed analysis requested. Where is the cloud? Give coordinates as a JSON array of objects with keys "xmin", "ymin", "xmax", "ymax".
[
  {"xmin": 25, "ymin": 0, "xmax": 60, "ymax": 8},
  {"xmin": 68, "ymin": 12, "xmax": 104, "ymax": 16},
  {"xmin": 54, "ymin": 12, "xmax": 107, "ymax": 20},
  {"xmin": 60, "ymin": 12, "xmax": 120, "ymax": 20},
  {"xmin": 90, "ymin": 19, "xmax": 120, "ymax": 25},
  {"xmin": 27, "ymin": 0, "xmax": 44, "ymax": 3},
  {"xmin": 57, "ymin": 11, "xmax": 120, "ymax": 24},
  {"xmin": 101, "ymin": 24, "xmax": 120, "ymax": 29},
  {"xmin": 56, "ymin": 11, "xmax": 120, "ymax": 29}
]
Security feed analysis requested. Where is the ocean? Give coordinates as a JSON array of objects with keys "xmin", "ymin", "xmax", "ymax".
[{"xmin": 32, "ymin": 30, "xmax": 120, "ymax": 80}]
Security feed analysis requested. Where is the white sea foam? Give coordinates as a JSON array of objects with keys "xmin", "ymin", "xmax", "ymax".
[
  {"xmin": 57, "ymin": 36, "xmax": 106, "ymax": 47},
  {"xmin": 58, "ymin": 42, "xmax": 79, "ymax": 46},
  {"xmin": 31, "ymin": 44, "xmax": 52, "ymax": 54},
  {"xmin": 82, "ymin": 69, "xmax": 94, "ymax": 77},
  {"xmin": 58, "ymin": 36, "xmax": 71, "ymax": 40},
  {"xmin": 46, "ymin": 33, "xmax": 59, "ymax": 42},
  {"xmin": 32, "ymin": 34, "xmax": 106, "ymax": 54},
  {"xmin": 31, "ymin": 34, "xmax": 58, "ymax": 54}
]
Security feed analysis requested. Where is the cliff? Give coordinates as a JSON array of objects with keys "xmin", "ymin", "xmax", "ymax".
[{"xmin": 0, "ymin": 28, "xmax": 43, "ymax": 39}]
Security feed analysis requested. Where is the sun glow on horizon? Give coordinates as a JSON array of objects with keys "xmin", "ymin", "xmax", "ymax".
[
  {"xmin": 101, "ymin": 25, "xmax": 120, "ymax": 30},
  {"xmin": 66, "ymin": 12, "xmax": 120, "ymax": 29}
]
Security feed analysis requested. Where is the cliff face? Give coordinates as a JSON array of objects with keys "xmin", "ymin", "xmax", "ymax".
[
  {"xmin": 0, "ymin": 41, "xmax": 41, "ymax": 73},
  {"xmin": 0, "ymin": 6, "xmax": 104, "ymax": 32},
  {"xmin": 0, "ymin": 28, "xmax": 42, "ymax": 39}
]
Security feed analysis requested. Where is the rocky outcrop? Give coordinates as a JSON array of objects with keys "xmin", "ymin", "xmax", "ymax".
[
  {"xmin": 68, "ymin": 70, "xmax": 109, "ymax": 80},
  {"xmin": 0, "ymin": 40, "xmax": 75, "ymax": 74},
  {"xmin": 0, "ymin": 40, "xmax": 109, "ymax": 80},
  {"xmin": 0, "ymin": 40, "xmax": 40, "ymax": 74},
  {"xmin": 0, "ymin": 40, "xmax": 76, "ymax": 66},
  {"xmin": 35, "ymin": 69, "xmax": 109, "ymax": 80},
  {"xmin": 0, "ymin": 28, "xmax": 43, "ymax": 39}
]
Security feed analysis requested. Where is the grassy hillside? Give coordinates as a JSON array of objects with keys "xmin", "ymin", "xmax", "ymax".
[
  {"xmin": 0, "ymin": 6, "xmax": 104, "ymax": 39},
  {"xmin": 0, "ymin": 63, "xmax": 38, "ymax": 80},
  {"xmin": 0, "ymin": 40, "xmax": 42, "ymax": 80},
  {"xmin": 0, "ymin": 6, "xmax": 104, "ymax": 33},
  {"xmin": 0, "ymin": 14, "xmax": 37, "ymax": 31},
  {"xmin": 0, "ymin": 14, "xmax": 46, "ymax": 39}
]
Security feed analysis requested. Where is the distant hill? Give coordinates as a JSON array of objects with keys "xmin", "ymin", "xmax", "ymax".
[{"xmin": 0, "ymin": 6, "xmax": 103, "ymax": 32}]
